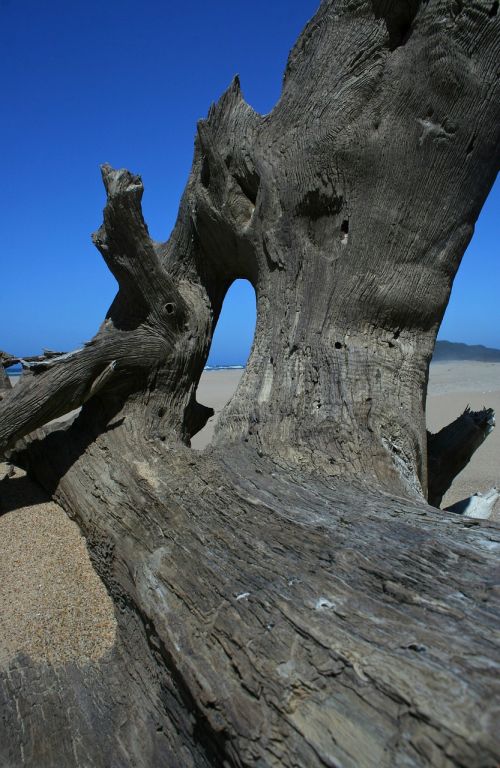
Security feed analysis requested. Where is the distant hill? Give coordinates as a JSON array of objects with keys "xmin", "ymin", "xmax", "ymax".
[{"xmin": 433, "ymin": 340, "xmax": 500, "ymax": 363}]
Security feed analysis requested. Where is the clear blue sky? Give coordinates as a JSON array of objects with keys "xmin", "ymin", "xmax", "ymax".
[{"xmin": 0, "ymin": 0, "xmax": 498, "ymax": 366}]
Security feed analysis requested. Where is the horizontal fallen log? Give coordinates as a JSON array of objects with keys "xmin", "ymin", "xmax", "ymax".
[{"xmin": 0, "ymin": 349, "xmax": 65, "ymax": 369}]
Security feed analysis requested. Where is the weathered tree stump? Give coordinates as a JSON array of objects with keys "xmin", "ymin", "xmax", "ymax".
[{"xmin": 1, "ymin": 1, "xmax": 500, "ymax": 766}]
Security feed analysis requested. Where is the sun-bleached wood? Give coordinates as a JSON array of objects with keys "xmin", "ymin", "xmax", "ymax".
[{"xmin": 1, "ymin": 2, "xmax": 500, "ymax": 766}]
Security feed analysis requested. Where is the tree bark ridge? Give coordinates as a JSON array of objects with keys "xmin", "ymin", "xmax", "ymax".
[
  {"xmin": 9, "ymin": 424, "xmax": 500, "ymax": 767},
  {"xmin": 1, "ymin": 1, "xmax": 500, "ymax": 766}
]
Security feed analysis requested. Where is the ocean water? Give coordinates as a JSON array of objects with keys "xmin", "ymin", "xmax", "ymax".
[
  {"xmin": 204, "ymin": 365, "xmax": 244, "ymax": 371},
  {"xmin": 6, "ymin": 363, "xmax": 244, "ymax": 376},
  {"xmin": 5, "ymin": 363, "xmax": 22, "ymax": 375}
]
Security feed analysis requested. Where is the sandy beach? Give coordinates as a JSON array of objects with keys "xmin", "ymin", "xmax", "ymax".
[
  {"xmin": 1, "ymin": 361, "xmax": 498, "ymax": 667},
  {"xmin": 191, "ymin": 369, "xmax": 244, "ymax": 450}
]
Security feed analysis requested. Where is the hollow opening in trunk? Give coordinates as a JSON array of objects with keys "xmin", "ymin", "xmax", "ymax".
[{"xmin": 191, "ymin": 279, "xmax": 256, "ymax": 450}]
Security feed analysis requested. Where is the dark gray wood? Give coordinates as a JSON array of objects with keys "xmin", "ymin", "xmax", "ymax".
[
  {"xmin": 428, "ymin": 407, "xmax": 496, "ymax": 507},
  {"xmin": 0, "ymin": 353, "xmax": 12, "ymax": 414},
  {"xmin": 1, "ymin": 1, "xmax": 500, "ymax": 766},
  {"xmin": 1, "ymin": 349, "xmax": 65, "ymax": 368},
  {"xmin": 0, "ymin": 365, "xmax": 11, "ymax": 396}
]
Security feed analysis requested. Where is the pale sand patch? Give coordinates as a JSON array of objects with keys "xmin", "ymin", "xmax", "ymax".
[
  {"xmin": 0, "ymin": 463, "xmax": 116, "ymax": 667},
  {"xmin": 191, "ymin": 369, "xmax": 244, "ymax": 450},
  {"xmin": 427, "ymin": 361, "xmax": 500, "ymax": 396}
]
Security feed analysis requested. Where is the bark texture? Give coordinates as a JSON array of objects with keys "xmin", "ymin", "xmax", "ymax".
[
  {"xmin": 0, "ymin": 368, "xmax": 11, "ymax": 396},
  {"xmin": 1, "ymin": 1, "xmax": 500, "ymax": 766},
  {"xmin": 0, "ymin": 352, "xmax": 13, "ymax": 397}
]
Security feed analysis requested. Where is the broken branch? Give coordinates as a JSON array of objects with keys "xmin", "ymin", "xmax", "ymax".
[{"xmin": 427, "ymin": 406, "xmax": 495, "ymax": 508}]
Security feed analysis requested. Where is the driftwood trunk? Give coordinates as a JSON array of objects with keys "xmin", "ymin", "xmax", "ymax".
[
  {"xmin": 0, "ymin": 357, "xmax": 12, "ymax": 396},
  {"xmin": 1, "ymin": 2, "xmax": 500, "ymax": 766}
]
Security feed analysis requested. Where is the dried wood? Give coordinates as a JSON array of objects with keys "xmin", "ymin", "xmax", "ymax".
[
  {"xmin": 428, "ymin": 407, "xmax": 496, "ymax": 507},
  {"xmin": 1, "ymin": 2, "xmax": 500, "ymax": 766}
]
